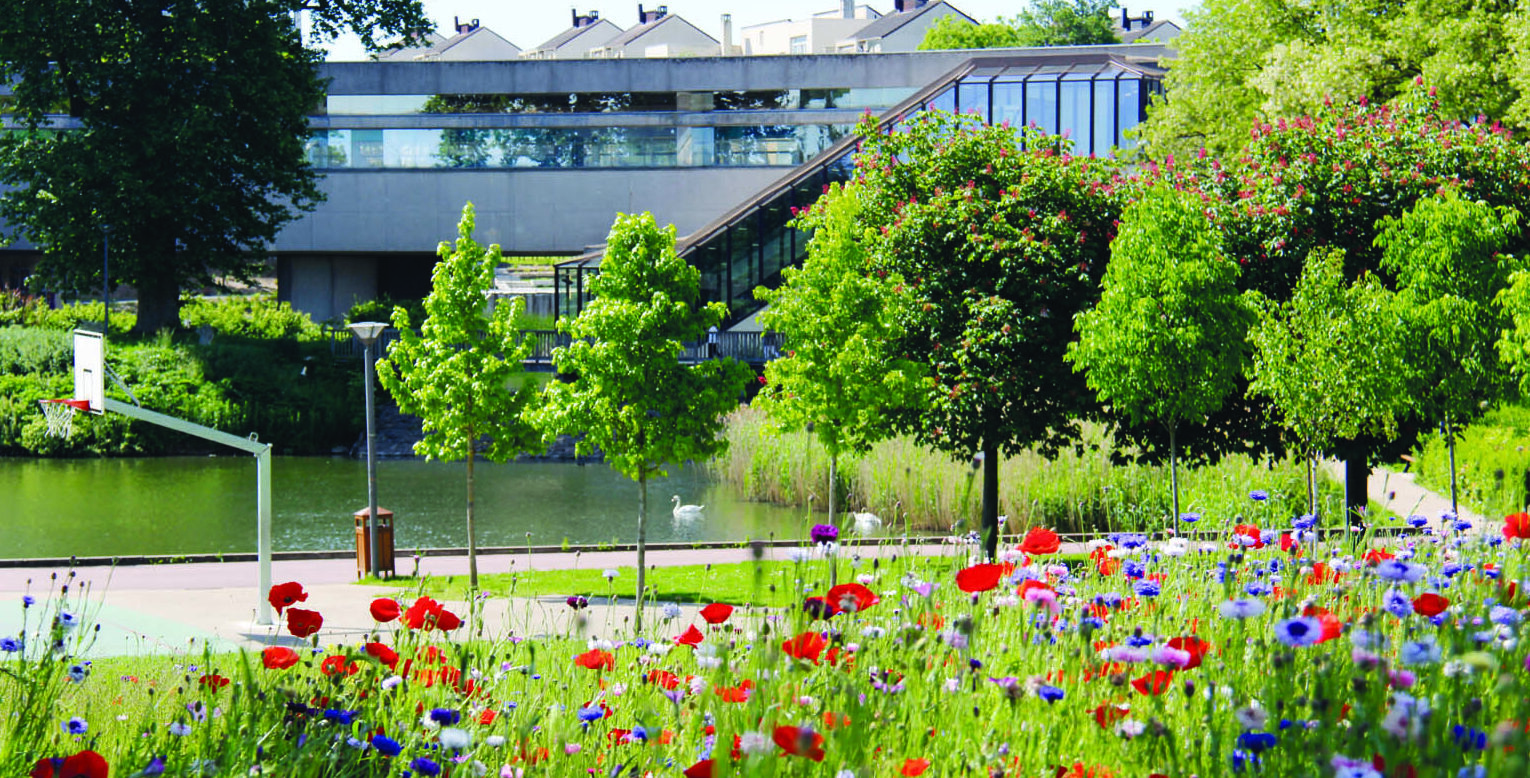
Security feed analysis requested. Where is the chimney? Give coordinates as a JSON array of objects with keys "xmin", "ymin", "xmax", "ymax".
[
  {"xmin": 720, "ymin": 13, "xmax": 734, "ymax": 56},
  {"xmin": 842, "ymin": 0, "xmax": 855, "ymax": 18},
  {"xmin": 637, "ymin": 4, "xmax": 667, "ymax": 24},
  {"xmin": 453, "ymin": 16, "xmax": 479, "ymax": 34},
  {"xmin": 894, "ymin": 0, "xmax": 905, "ymax": 11},
  {"xmin": 1144, "ymin": 10, "xmax": 1154, "ymax": 24},
  {"xmin": 1121, "ymin": 7, "xmax": 1130, "ymax": 27},
  {"xmin": 573, "ymin": 9, "xmax": 600, "ymax": 27}
]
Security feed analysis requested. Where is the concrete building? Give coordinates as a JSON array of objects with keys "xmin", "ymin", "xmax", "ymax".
[
  {"xmin": 837, "ymin": 0, "xmax": 974, "ymax": 53},
  {"xmin": 740, "ymin": 2, "xmax": 881, "ymax": 56},
  {"xmin": 523, "ymin": 11, "xmax": 625, "ymax": 60},
  {"xmin": 376, "ymin": 18, "xmax": 522, "ymax": 61},
  {"xmin": 587, "ymin": 5, "xmax": 720, "ymax": 58}
]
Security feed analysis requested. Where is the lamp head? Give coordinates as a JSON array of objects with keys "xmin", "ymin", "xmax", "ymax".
[{"xmin": 347, "ymin": 321, "xmax": 387, "ymax": 345}]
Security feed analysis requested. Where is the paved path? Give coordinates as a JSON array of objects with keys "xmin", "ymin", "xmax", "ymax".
[{"xmin": 1328, "ymin": 462, "xmax": 1487, "ymax": 532}]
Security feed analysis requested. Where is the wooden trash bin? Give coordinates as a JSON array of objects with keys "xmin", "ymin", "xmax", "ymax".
[{"xmin": 353, "ymin": 507, "xmax": 396, "ymax": 579}]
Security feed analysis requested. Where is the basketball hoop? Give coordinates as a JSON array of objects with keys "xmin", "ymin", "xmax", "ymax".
[{"xmin": 38, "ymin": 399, "xmax": 91, "ymax": 439}]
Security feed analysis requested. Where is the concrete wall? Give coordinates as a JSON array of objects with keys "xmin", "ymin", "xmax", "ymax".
[
  {"xmin": 279, "ymin": 255, "xmax": 378, "ymax": 323},
  {"xmin": 271, "ymin": 166, "xmax": 788, "ymax": 255}
]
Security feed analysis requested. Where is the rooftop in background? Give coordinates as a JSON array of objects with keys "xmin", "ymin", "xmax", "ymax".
[
  {"xmin": 376, "ymin": 17, "xmax": 522, "ymax": 61},
  {"xmin": 1114, "ymin": 7, "xmax": 1182, "ymax": 44}
]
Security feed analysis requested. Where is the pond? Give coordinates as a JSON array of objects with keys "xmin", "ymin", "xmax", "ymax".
[{"xmin": 0, "ymin": 457, "xmax": 814, "ymax": 559}]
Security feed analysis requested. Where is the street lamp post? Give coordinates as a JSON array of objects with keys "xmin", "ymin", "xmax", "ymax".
[{"xmin": 348, "ymin": 321, "xmax": 388, "ymax": 578}]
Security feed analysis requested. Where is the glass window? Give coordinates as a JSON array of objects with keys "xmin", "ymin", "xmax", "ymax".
[
  {"xmin": 926, "ymin": 87, "xmax": 956, "ymax": 113},
  {"xmin": 992, "ymin": 81, "xmax": 1023, "ymax": 128},
  {"xmin": 957, "ymin": 82, "xmax": 989, "ymax": 122},
  {"xmin": 1093, "ymin": 80, "xmax": 1116, "ymax": 155},
  {"xmin": 1117, "ymin": 79, "xmax": 1141, "ymax": 151},
  {"xmin": 1059, "ymin": 80, "xmax": 1090, "ymax": 156},
  {"xmin": 1025, "ymin": 79, "xmax": 1057, "ymax": 136},
  {"xmin": 789, "ymin": 35, "xmax": 808, "ymax": 54}
]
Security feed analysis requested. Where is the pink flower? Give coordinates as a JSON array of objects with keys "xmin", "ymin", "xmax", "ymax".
[{"xmin": 1387, "ymin": 669, "xmax": 1416, "ymax": 689}]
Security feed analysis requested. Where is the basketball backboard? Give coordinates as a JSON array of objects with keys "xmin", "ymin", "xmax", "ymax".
[{"xmin": 73, "ymin": 329, "xmax": 105, "ymax": 414}]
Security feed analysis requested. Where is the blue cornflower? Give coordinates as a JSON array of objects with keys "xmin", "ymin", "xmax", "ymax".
[
  {"xmin": 1245, "ymin": 581, "xmax": 1272, "ymax": 597},
  {"xmin": 1237, "ymin": 732, "xmax": 1278, "ymax": 753},
  {"xmin": 1272, "ymin": 617, "xmax": 1323, "ymax": 647},
  {"xmin": 1293, "ymin": 514, "xmax": 1317, "ymax": 530},
  {"xmin": 1126, "ymin": 634, "xmax": 1154, "ymax": 647},
  {"xmin": 1123, "ymin": 561, "xmax": 1146, "ymax": 580},
  {"xmin": 1407, "ymin": 515, "xmax": 1429, "ymax": 528},
  {"xmin": 428, "ymin": 708, "xmax": 460, "ymax": 725},
  {"xmin": 63, "ymin": 717, "xmax": 88, "ymax": 735},
  {"xmin": 1383, "ymin": 589, "xmax": 1413, "ymax": 618},
  {"xmin": 1443, "ymin": 562, "xmax": 1464, "ymax": 577},
  {"xmin": 56, "ymin": 612, "xmax": 78, "ymax": 631},
  {"xmin": 810, "ymin": 524, "xmax": 839, "ymax": 544},
  {"xmin": 1453, "ymin": 519, "xmax": 1473, "ymax": 532},
  {"xmin": 21, "ymin": 596, "xmax": 34, "ymax": 608},
  {"xmin": 410, "ymin": 757, "xmax": 442, "ymax": 776},
  {"xmin": 577, "ymin": 706, "xmax": 605, "ymax": 722},
  {"xmin": 1179, "ymin": 512, "xmax": 1201, "ymax": 523},
  {"xmin": 1452, "ymin": 725, "xmax": 1487, "ymax": 751},
  {"xmin": 323, "ymin": 709, "xmax": 357, "ymax": 725},
  {"xmin": 630, "ymin": 725, "xmax": 649, "ymax": 742},
  {"xmin": 1490, "ymin": 606, "xmax": 1521, "ymax": 626},
  {"xmin": 1375, "ymin": 560, "xmax": 1427, "ymax": 583},
  {"xmin": 371, "ymin": 735, "xmax": 403, "ymax": 756},
  {"xmin": 1080, "ymin": 617, "xmax": 1105, "ymax": 631},
  {"xmin": 1110, "ymin": 533, "xmax": 1148, "ymax": 549},
  {"xmin": 1134, "ymin": 581, "xmax": 1161, "ymax": 597},
  {"xmin": 66, "ymin": 664, "xmax": 89, "ymax": 682},
  {"xmin": 1037, "ymin": 685, "xmax": 1065, "ymax": 703},
  {"xmin": 0, "ymin": 637, "xmax": 21, "ymax": 652},
  {"xmin": 1250, "ymin": 490, "xmax": 1270, "ymax": 502},
  {"xmin": 566, "ymin": 595, "xmax": 589, "ymax": 610},
  {"xmin": 1093, "ymin": 593, "xmax": 1123, "ymax": 608},
  {"xmin": 141, "ymin": 757, "xmax": 166, "ymax": 776}
]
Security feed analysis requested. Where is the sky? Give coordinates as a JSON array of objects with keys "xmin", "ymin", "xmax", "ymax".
[{"xmin": 320, "ymin": 1, "xmax": 1196, "ymax": 60}]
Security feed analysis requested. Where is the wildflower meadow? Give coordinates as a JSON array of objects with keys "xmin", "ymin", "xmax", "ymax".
[{"xmin": 7, "ymin": 506, "xmax": 1530, "ymax": 778}]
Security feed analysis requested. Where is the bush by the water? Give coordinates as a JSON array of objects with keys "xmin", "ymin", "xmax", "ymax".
[
  {"xmin": 0, "ymin": 295, "xmax": 362, "ymax": 456},
  {"xmin": 712, "ymin": 407, "xmax": 1346, "ymax": 533},
  {"xmin": 1413, "ymin": 403, "xmax": 1530, "ymax": 517}
]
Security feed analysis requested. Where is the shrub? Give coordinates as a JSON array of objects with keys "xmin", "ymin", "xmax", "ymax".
[
  {"xmin": 0, "ymin": 327, "xmax": 72, "ymax": 375},
  {"xmin": 347, "ymin": 295, "xmax": 425, "ymax": 329},
  {"xmin": 180, "ymin": 293, "xmax": 319, "ymax": 340}
]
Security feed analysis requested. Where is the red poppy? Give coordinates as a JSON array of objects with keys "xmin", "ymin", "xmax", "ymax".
[
  {"xmin": 825, "ymin": 582, "xmax": 879, "ymax": 614},
  {"xmin": 1020, "ymin": 527, "xmax": 1061, "ymax": 555},
  {"xmin": 573, "ymin": 649, "xmax": 615, "ymax": 671},
  {"xmin": 402, "ymin": 597, "xmax": 462, "ymax": 631},
  {"xmin": 286, "ymin": 607, "xmax": 323, "ymax": 639},
  {"xmin": 197, "ymin": 673, "xmax": 230, "ymax": 689},
  {"xmin": 267, "ymin": 581, "xmax": 308, "ymax": 614},
  {"xmin": 1279, "ymin": 532, "xmax": 1300, "ymax": 553},
  {"xmin": 261, "ymin": 646, "xmax": 300, "ymax": 670},
  {"xmin": 1131, "ymin": 670, "xmax": 1174, "ymax": 695},
  {"xmin": 675, "ymin": 625, "xmax": 705, "ymax": 647},
  {"xmin": 902, "ymin": 758, "xmax": 932, "ymax": 776},
  {"xmin": 369, "ymin": 598, "xmax": 401, "ymax": 622},
  {"xmin": 772, "ymin": 725, "xmax": 826, "ymax": 761},
  {"xmin": 683, "ymin": 760, "xmax": 715, "ymax": 778},
  {"xmin": 699, "ymin": 603, "xmax": 734, "ymax": 624},
  {"xmin": 955, "ymin": 563, "xmax": 1006, "ymax": 593},
  {"xmin": 1016, "ymin": 579, "xmax": 1056, "ymax": 600},
  {"xmin": 648, "ymin": 669, "xmax": 682, "ymax": 690},
  {"xmin": 1302, "ymin": 605, "xmax": 1343, "ymax": 643},
  {"xmin": 320, "ymin": 655, "xmax": 360, "ymax": 676},
  {"xmin": 1504, "ymin": 511, "xmax": 1530, "ymax": 540},
  {"xmin": 364, "ymin": 642, "xmax": 399, "ymax": 668},
  {"xmin": 1231, "ymin": 524, "xmax": 1265, "ymax": 550},
  {"xmin": 1362, "ymin": 548, "xmax": 1396, "ymax": 565},
  {"xmin": 1411, "ymin": 593, "xmax": 1449, "ymax": 617},
  {"xmin": 782, "ymin": 631, "xmax": 828, "ymax": 663},
  {"xmin": 1305, "ymin": 563, "xmax": 1340, "ymax": 585},
  {"xmin": 1166, "ymin": 636, "xmax": 1212, "ymax": 670},
  {"xmin": 30, "ymin": 751, "xmax": 109, "ymax": 778},
  {"xmin": 714, "ymin": 679, "xmax": 754, "ymax": 702},
  {"xmin": 478, "ymin": 709, "xmax": 498, "ymax": 725},
  {"xmin": 1090, "ymin": 703, "xmax": 1130, "ymax": 728}
]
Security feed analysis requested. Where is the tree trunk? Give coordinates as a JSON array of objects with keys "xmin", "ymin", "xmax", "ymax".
[
  {"xmin": 828, "ymin": 451, "xmax": 838, "ymax": 589},
  {"xmin": 1168, "ymin": 423, "xmax": 1180, "ymax": 529},
  {"xmin": 981, "ymin": 440, "xmax": 999, "ymax": 561},
  {"xmin": 466, "ymin": 447, "xmax": 478, "ymax": 589},
  {"xmin": 1446, "ymin": 417, "xmax": 1459, "ymax": 518},
  {"xmin": 132, "ymin": 271, "xmax": 182, "ymax": 336},
  {"xmin": 635, "ymin": 473, "xmax": 648, "ymax": 634},
  {"xmin": 1306, "ymin": 453, "xmax": 1317, "ymax": 516},
  {"xmin": 1344, "ymin": 449, "xmax": 1368, "ymax": 529}
]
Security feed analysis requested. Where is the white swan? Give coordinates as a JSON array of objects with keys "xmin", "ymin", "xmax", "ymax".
[
  {"xmin": 672, "ymin": 495, "xmax": 705, "ymax": 520},
  {"xmin": 851, "ymin": 511, "xmax": 883, "ymax": 534}
]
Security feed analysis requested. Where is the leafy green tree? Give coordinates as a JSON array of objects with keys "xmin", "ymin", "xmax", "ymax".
[
  {"xmin": 850, "ymin": 112, "xmax": 1122, "ymax": 559},
  {"xmin": 919, "ymin": 1, "xmax": 1119, "ymax": 50},
  {"xmin": 1067, "ymin": 183, "xmax": 1254, "ymax": 523},
  {"xmin": 0, "ymin": 0, "xmax": 429, "ymax": 334},
  {"xmin": 533, "ymin": 213, "xmax": 752, "ymax": 632},
  {"xmin": 1500, "ymin": 269, "xmax": 1530, "ymax": 396},
  {"xmin": 1139, "ymin": 0, "xmax": 1520, "ymax": 160},
  {"xmin": 1246, "ymin": 249, "xmax": 1409, "ymax": 516},
  {"xmin": 754, "ymin": 183, "xmax": 925, "ymax": 531},
  {"xmin": 376, "ymin": 204, "xmax": 541, "ymax": 590},
  {"xmin": 1376, "ymin": 190, "xmax": 1523, "ymax": 514}
]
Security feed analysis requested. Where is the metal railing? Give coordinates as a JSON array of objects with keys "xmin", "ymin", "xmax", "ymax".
[{"xmin": 327, "ymin": 326, "xmax": 783, "ymax": 366}]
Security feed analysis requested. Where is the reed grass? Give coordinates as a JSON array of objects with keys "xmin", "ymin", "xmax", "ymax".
[{"xmin": 711, "ymin": 406, "xmax": 1346, "ymax": 533}]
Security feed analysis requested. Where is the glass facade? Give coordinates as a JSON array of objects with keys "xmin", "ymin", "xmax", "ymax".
[{"xmin": 554, "ymin": 56, "xmax": 1164, "ymax": 325}]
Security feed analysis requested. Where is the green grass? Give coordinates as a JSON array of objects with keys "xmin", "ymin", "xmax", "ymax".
[
  {"xmin": 1413, "ymin": 402, "xmax": 1530, "ymax": 517},
  {"xmin": 361, "ymin": 554, "xmax": 1092, "ymax": 607}
]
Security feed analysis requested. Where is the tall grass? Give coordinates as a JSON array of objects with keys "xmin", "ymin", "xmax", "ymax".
[
  {"xmin": 1413, "ymin": 403, "xmax": 1530, "ymax": 517},
  {"xmin": 712, "ymin": 406, "xmax": 1345, "ymax": 533}
]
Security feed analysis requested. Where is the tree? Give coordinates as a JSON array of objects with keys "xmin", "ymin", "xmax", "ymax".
[
  {"xmin": 1067, "ymin": 182, "xmax": 1254, "ymax": 524},
  {"xmin": 1138, "ymin": 0, "xmax": 1522, "ymax": 161},
  {"xmin": 919, "ymin": 1, "xmax": 1119, "ymax": 51},
  {"xmin": 375, "ymin": 204, "xmax": 541, "ymax": 590},
  {"xmin": 0, "ymin": 0, "xmax": 429, "ymax": 334},
  {"xmin": 754, "ymin": 183, "xmax": 925, "ymax": 532},
  {"xmin": 851, "ymin": 112, "xmax": 1122, "ymax": 560},
  {"xmin": 1246, "ymin": 249, "xmax": 1409, "ymax": 517},
  {"xmin": 533, "ymin": 213, "xmax": 752, "ymax": 633},
  {"xmin": 1376, "ymin": 190, "xmax": 1523, "ymax": 515}
]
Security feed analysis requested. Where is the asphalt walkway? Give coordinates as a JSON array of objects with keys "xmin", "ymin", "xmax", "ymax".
[{"xmin": 0, "ymin": 462, "xmax": 1489, "ymax": 657}]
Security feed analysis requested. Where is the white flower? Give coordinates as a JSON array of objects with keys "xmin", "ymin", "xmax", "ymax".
[
  {"xmin": 1160, "ymin": 538, "xmax": 1190, "ymax": 557},
  {"xmin": 1399, "ymin": 636, "xmax": 1442, "ymax": 666},
  {"xmin": 1234, "ymin": 704, "xmax": 1267, "ymax": 730},
  {"xmin": 587, "ymin": 638, "xmax": 615, "ymax": 651},
  {"xmin": 661, "ymin": 602, "xmax": 682, "ymax": 620},
  {"xmin": 1114, "ymin": 719, "xmax": 1146, "ymax": 739},
  {"xmin": 737, "ymin": 731, "xmax": 773, "ymax": 755},
  {"xmin": 786, "ymin": 548, "xmax": 810, "ymax": 563},
  {"xmin": 796, "ymin": 695, "xmax": 817, "ymax": 706},
  {"xmin": 166, "ymin": 722, "xmax": 193, "ymax": 736},
  {"xmin": 469, "ymin": 761, "xmax": 488, "ymax": 778},
  {"xmin": 861, "ymin": 626, "xmax": 885, "ymax": 639},
  {"xmin": 439, "ymin": 728, "xmax": 473, "ymax": 749},
  {"xmin": 697, "ymin": 656, "xmax": 723, "ymax": 669},
  {"xmin": 856, "ymin": 574, "xmax": 876, "ymax": 585},
  {"xmin": 647, "ymin": 642, "xmax": 672, "ymax": 656},
  {"xmin": 1086, "ymin": 538, "xmax": 1113, "ymax": 551},
  {"xmin": 943, "ymin": 677, "xmax": 960, "ymax": 692},
  {"xmin": 486, "ymin": 735, "xmax": 507, "ymax": 748},
  {"xmin": 836, "ymin": 771, "xmax": 856, "ymax": 778},
  {"xmin": 420, "ymin": 713, "xmax": 441, "ymax": 730},
  {"xmin": 602, "ymin": 569, "xmax": 619, "ymax": 580}
]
